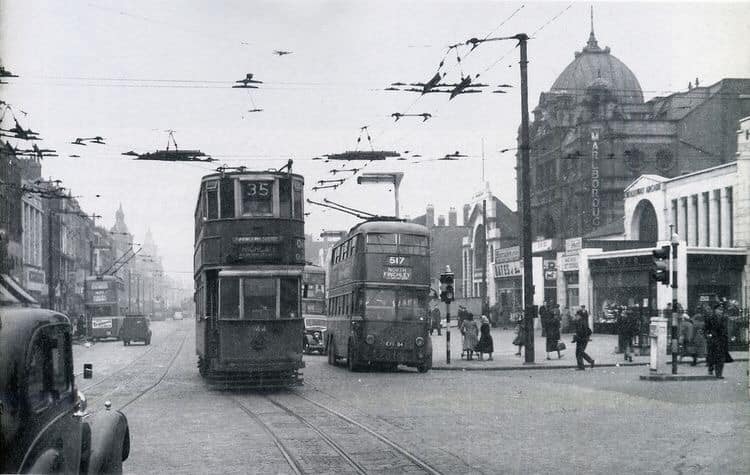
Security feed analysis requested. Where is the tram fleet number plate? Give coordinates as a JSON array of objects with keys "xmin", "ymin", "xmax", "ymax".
[{"xmin": 383, "ymin": 256, "xmax": 411, "ymax": 281}]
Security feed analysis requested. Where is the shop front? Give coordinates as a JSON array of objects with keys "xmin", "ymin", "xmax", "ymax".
[
  {"xmin": 589, "ymin": 254, "xmax": 655, "ymax": 335},
  {"xmin": 493, "ymin": 246, "xmax": 523, "ymax": 326}
]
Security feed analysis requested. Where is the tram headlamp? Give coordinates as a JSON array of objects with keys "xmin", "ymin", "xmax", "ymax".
[
  {"xmin": 365, "ymin": 334, "xmax": 375, "ymax": 345},
  {"xmin": 415, "ymin": 337, "xmax": 425, "ymax": 347}
]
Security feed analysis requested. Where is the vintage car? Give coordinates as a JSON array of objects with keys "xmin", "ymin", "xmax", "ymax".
[
  {"xmin": 120, "ymin": 313, "xmax": 152, "ymax": 346},
  {"xmin": 303, "ymin": 316, "xmax": 327, "ymax": 354},
  {"xmin": 0, "ymin": 307, "xmax": 130, "ymax": 473}
]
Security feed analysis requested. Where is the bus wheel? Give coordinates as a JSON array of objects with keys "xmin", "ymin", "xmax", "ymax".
[
  {"xmin": 417, "ymin": 364, "xmax": 429, "ymax": 373},
  {"xmin": 327, "ymin": 339, "xmax": 337, "ymax": 366}
]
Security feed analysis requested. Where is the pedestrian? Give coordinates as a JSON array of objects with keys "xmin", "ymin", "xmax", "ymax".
[
  {"xmin": 546, "ymin": 304, "xmax": 563, "ymax": 359},
  {"xmin": 705, "ymin": 303, "xmax": 729, "ymax": 378},
  {"xmin": 573, "ymin": 308, "xmax": 594, "ymax": 370},
  {"xmin": 76, "ymin": 314, "xmax": 86, "ymax": 339},
  {"xmin": 617, "ymin": 306, "xmax": 637, "ymax": 362},
  {"xmin": 561, "ymin": 306, "xmax": 571, "ymax": 333},
  {"xmin": 539, "ymin": 303, "xmax": 549, "ymax": 338},
  {"xmin": 460, "ymin": 313, "xmax": 479, "ymax": 360},
  {"xmin": 691, "ymin": 305, "xmax": 708, "ymax": 365},
  {"xmin": 475, "ymin": 315, "xmax": 494, "ymax": 361},
  {"xmin": 429, "ymin": 304, "xmax": 442, "ymax": 336},
  {"xmin": 512, "ymin": 311, "xmax": 526, "ymax": 356},
  {"xmin": 678, "ymin": 309, "xmax": 697, "ymax": 366}
]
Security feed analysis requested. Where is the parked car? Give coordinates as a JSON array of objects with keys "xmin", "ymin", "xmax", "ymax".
[
  {"xmin": 0, "ymin": 307, "xmax": 130, "ymax": 473},
  {"xmin": 303, "ymin": 317, "xmax": 327, "ymax": 354},
  {"xmin": 120, "ymin": 313, "xmax": 152, "ymax": 346}
]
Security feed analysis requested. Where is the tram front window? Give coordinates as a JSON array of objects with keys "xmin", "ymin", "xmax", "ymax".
[
  {"xmin": 241, "ymin": 181, "xmax": 273, "ymax": 216},
  {"xmin": 279, "ymin": 278, "xmax": 300, "ymax": 318},
  {"xmin": 243, "ymin": 278, "xmax": 276, "ymax": 319},
  {"xmin": 220, "ymin": 278, "xmax": 240, "ymax": 319}
]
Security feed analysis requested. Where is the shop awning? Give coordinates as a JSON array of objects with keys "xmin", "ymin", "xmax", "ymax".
[{"xmin": 0, "ymin": 274, "xmax": 40, "ymax": 307}]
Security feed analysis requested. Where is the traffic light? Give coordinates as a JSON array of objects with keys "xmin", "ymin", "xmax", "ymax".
[
  {"xmin": 652, "ymin": 245, "xmax": 670, "ymax": 286},
  {"xmin": 439, "ymin": 270, "xmax": 455, "ymax": 303}
]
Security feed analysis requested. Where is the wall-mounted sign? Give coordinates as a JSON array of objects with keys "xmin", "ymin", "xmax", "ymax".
[
  {"xmin": 532, "ymin": 239, "xmax": 556, "ymax": 253},
  {"xmin": 561, "ymin": 254, "xmax": 579, "ymax": 272},
  {"xmin": 495, "ymin": 246, "xmax": 520, "ymax": 263},
  {"xmin": 494, "ymin": 261, "xmax": 522, "ymax": 278},
  {"xmin": 565, "ymin": 237, "xmax": 582, "ymax": 254}
]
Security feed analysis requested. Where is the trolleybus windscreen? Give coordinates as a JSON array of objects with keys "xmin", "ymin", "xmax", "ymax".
[
  {"xmin": 365, "ymin": 289, "xmax": 426, "ymax": 321},
  {"xmin": 89, "ymin": 305, "xmax": 116, "ymax": 317},
  {"xmin": 241, "ymin": 181, "xmax": 273, "ymax": 215}
]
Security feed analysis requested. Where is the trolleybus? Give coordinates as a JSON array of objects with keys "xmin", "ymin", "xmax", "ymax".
[
  {"xmin": 325, "ymin": 219, "xmax": 432, "ymax": 372},
  {"xmin": 194, "ymin": 164, "xmax": 306, "ymax": 386},
  {"xmin": 302, "ymin": 264, "xmax": 326, "ymax": 354},
  {"xmin": 84, "ymin": 275, "xmax": 127, "ymax": 340}
]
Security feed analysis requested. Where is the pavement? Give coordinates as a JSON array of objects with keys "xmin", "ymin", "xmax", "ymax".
[{"xmin": 429, "ymin": 325, "xmax": 749, "ymax": 371}]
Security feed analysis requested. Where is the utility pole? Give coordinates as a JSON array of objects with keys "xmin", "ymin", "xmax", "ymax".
[
  {"xmin": 517, "ymin": 33, "xmax": 535, "ymax": 363},
  {"xmin": 482, "ymin": 199, "xmax": 488, "ymax": 317}
]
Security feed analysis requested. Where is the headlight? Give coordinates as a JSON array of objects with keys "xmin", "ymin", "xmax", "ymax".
[
  {"xmin": 415, "ymin": 337, "xmax": 425, "ymax": 347},
  {"xmin": 365, "ymin": 334, "xmax": 375, "ymax": 345},
  {"xmin": 314, "ymin": 331, "xmax": 321, "ymax": 339}
]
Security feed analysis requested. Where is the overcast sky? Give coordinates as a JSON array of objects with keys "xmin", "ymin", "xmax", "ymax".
[{"xmin": 1, "ymin": 0, "xmax": 748, "ymax": 281}]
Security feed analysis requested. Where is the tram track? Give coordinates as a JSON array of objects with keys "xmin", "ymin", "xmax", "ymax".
[
  {"xmin": 230, "ymin": 389, "xmax": 442, "ymax": 475},
  {"xmin": 79, "ymin": 324, "xmax": 182, "ymax": 393}
]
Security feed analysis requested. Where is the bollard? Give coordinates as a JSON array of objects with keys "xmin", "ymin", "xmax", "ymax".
[{"xmin": 648, "ymin": 318, "xmax": 668, "ymax": 373}]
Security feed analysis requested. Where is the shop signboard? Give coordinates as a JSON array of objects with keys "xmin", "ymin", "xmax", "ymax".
[
  {"xmin": 495, "ymin": 246, "xmax": 520, "ymax": 263},
  {"xmin": 532, "ymin": 239, "xmax": 558, "ymax": 253},
  {"xmin": 561, "ymin": 254, "xmax": 579, "ymax": 272},
  {"xmin": 543, "ymin": 259, "xmax": 557, "ymax": 281},
  {"xmin": 494, "ymin": 261, "xmax": 522, "ymax": 278},
  {"xmin": 565, "ymin": 237, "xmax": 582, "ymax": 254}
]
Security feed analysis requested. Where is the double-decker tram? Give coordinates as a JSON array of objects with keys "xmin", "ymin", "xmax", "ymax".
[
  {"xmin": 84, "ymin": 275, "xmax": 127, "ymax": 340},
  {"xmin": 325, "ymin": 219, "xmax": 432, "ymax": 372},
  {"xmin": 194, "ymin": 163, "xmax": 306, "ymax": 386}
]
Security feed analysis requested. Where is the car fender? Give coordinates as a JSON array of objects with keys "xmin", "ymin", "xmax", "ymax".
[
  {"xmin": 84, "ymin": 410, "xmax": 130, "ymax": 474},
  {"xmin": 304, "ymin": 333, "xmax": 315, "ymax": 344},
  {"xmin": 27, "ymin": 448, "xmax": 63, "ymax": 473}
]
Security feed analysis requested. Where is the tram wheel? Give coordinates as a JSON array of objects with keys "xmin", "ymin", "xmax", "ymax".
[{"xmin": 327, "ymin": 338, "xmax": 337, "ymax": 366}]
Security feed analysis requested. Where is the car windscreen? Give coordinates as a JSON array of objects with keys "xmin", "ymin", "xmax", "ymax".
[{"xmin": 305, "ymin": 318, "xmax": 326, "ymax": 328}]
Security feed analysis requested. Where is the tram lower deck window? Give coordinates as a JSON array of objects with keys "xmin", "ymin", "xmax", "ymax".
[
  {"xmin": 243, "ymin": 278, "xmax": 276, "ymax": 319},
  {"xmin": 220, "ymin": 278, "xmax": 240, "ymax": 319}
]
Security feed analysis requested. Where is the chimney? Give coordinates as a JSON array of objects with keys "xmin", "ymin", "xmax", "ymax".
[
  {"xmin": 463, "ymin": 204, "xmax": 471, "ymax": 226},
  {"xmin": 448, "ymin": 207, "xmax": 457, "ymax": 227},
  {"xmin": 437, "ymin": 215, "xmax": 446, "ymax": 227},
  {"xmin": 425, "ymin": 204, "xmax": 435, "ymax": 228}
]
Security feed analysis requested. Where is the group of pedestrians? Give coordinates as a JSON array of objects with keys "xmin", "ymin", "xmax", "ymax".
[
  {"xmin": 678, "ymin": 303, "xmax": 732, "ymax": 378},
  {"xmin": 458, "ymin": 311, "xmax": 494, "ymax": 361}
]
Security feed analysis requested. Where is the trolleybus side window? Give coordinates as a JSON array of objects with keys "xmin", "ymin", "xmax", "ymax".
[
  {"xmin": 220, "ymin": 177, "xmax": 235, "ymax": 218},
  {"xmin": 242, "ymin": 278, "xmax": 276, "ymax": 319},
  {"xmin": 279, "ymin": 178, "xmax": 291, "ymax": 218},
  {"xmin": 205, "ymin": 181, "xmax": 219, "ymax": 220},
  {"xmin": 219, "ymin": 278, "xmax": 240, "ymax": 319},
  {"xmin": 279, "ymin": 278, "xmax": 300, "ymax": 318},
  {"xmin": 241, "ymin": 181, "xmax": 273, "ymax": 216}
]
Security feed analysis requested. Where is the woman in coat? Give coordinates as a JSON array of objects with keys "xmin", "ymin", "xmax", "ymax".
[
  {"xmin": 475, "ymin": 315, "xmax": 494, "ymax": 361},
  {"xmin": 461, "ymin": 313, "xmax": 479, "ymax": 360},
  {"xmin": 691, "ymin": 306, "xmax": 709, "ymax": 365},
  {"xmin": 545, "ymin": 304, "xmax": 562, "ymax": 360}
]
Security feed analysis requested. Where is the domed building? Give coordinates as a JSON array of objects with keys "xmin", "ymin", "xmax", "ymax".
[{"xmin": 522, "ymin": 19, "xmax": 750, "ymax": 241}]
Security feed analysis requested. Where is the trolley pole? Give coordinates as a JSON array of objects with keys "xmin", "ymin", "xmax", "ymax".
[
  {"xmin": 670, "ymin": 228, "xmax": 679, "ymax": 374},
  {"xmin": 517, "ymin": 33, "xmax": 535, "ymax": 363}
]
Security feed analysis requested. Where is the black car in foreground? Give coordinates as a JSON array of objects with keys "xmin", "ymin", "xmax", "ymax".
[{"xmin": 0, "ymin": 307, "xmax": 130, "ymax": 473}]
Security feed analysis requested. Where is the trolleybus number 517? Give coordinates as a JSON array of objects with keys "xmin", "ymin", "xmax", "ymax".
[{"xmin": 387, "ymin": 256, "xmax": 406, "ymax": 265}]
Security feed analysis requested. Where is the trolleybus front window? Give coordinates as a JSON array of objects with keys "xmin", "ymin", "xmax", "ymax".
[
  {"xmin": 243, "ymin": 278, "xmax": 276, "ymax": 319},
  {"xmin": 396, "ymin": 290, "xmax": 428, "ymax": 321},
  {"xmin": 399, "ymin": 233, "xmax": 429, "ymax": 255},
  {"xmin": 241, "ymin": 181, "xmax": 273, "ymax": 216},
  {"xmin": 365, "ymin": 289, "xmax": 396, "ymax": 320},
  {"xmin": 280, "ymin": 278, "xmax": 300, "ymax": 318},
  {"xmin": 219, "ymin": 278, "xmax": 240, "ymax": 319},
  {"xmin": 366, "ymin": 233, "xmax": 397, "ymax": 253}
]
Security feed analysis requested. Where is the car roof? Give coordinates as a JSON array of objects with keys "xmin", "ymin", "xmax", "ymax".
[{"xmin": 0, "ymin": 307, "xmax": 70, "ymax": 400}]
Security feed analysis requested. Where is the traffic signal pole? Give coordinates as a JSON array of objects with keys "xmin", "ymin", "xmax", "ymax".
[
  {"xmin": 517, "ymin": 34, "xmax": 535, "ymax": 363},
  {"xmin": 670, "ymin": 229, "xmax": 679, "ymax": 375},
  {"xmin": 445, "ymin": 301, "xmax": 451, "ymax": 364}
]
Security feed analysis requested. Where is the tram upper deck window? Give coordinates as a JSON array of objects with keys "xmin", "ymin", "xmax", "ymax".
[
  {"xmin": 205, "ymin": 181, "xmax": 219, "ymax": 220},
  {"xmin": 243, "ymin": 278, "xmax": 276, "ymax": 319},
  {"xmin": 293, "ymin": 180, "xmax": 304, "ymax": 219},
  {"xmin": 241, "ymin": 181, "xmax": 273, "ymax": 216},
  {"xmin": 219, "ymin": 177, "xmax": 235, "ymax": 218},
  {"xmin": 279, "ymin": 178, "xmax": 291, "ymax": 218},
  {"xmin": 366, "ymin": 233, "xmax": 397, "ymax": 253},
  {"xmin": 220, "ymin": 278, "xmax": 240, "ymax": 319}
]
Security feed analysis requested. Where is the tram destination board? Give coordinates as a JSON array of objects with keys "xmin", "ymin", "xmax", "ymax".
[{"xmin": 231, "ymin": 235, "xmax": 281, "ymax": 261}]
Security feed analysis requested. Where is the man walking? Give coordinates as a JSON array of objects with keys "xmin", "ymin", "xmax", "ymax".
[
  {"xmin": 573, "ymin": 307, "xmax": 594, "ymax": 370},
  {"xmin": 705, "ymin": 303, "xmax": 729, "ymax": 378}
]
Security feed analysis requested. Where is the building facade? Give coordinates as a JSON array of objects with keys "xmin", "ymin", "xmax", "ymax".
[{"xmin": 522, "ymin": 23, "xmax": 750, "ymax": 241}]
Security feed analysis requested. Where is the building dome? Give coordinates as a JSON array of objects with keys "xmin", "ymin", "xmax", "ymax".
[{"xmin": 551, "ymin": 27, "xmax": 643, "ymax": 105}]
